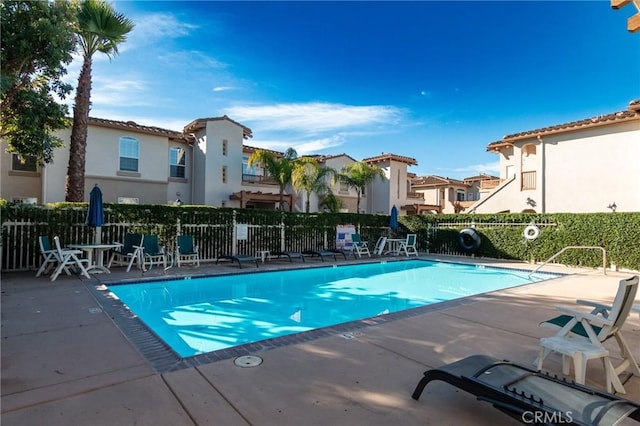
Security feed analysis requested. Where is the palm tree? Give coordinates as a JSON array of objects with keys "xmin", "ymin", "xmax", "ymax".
[
  {"xmin": 337, "ymin": 161, "xmax": 386, "ymax": 213},
  {"xmin": 291, "ymin": 158, "xmax": 336, "ymax": 213},
  {"xmin": 65, "ymin": 0, "xmax": 134, "ymax": 202},
  {"xmin": 247, "ymin": 147, "xmax": 298, "ymax": 210}
]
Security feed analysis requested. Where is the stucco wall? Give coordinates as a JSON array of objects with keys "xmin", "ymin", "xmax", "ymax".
[
  {"xmin": 475, "ymin": 120, "xmax": 640, "ymax": 213},
  {"xmin": 1, "ymin": 150, "xmax": 42, "ymax": 202},
  {"xmin": 203, "ymin": 120, "xmax": 245, "ymax": 207}
]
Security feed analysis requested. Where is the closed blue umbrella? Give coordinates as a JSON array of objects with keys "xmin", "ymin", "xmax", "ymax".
[
  {"xmin": 86, "ymin": 184, "xmax": 104, "ymax": 243},
  {"xmin": 390, "ymin": 205, "xmax": 399, "ymax": 231}
]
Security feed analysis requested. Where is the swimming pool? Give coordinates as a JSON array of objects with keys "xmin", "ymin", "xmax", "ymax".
[{"xmin": 107, "ymin": 260, "xmax": 557, "ymax": 359}]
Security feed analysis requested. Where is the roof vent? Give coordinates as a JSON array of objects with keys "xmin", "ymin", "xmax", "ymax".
[{"xmin": 126, "ymin": 120, "xmax": 137, "ymax": 126}]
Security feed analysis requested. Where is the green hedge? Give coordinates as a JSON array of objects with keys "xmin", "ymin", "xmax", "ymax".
[
  {"xmin": 1, "ymin": 200, "xmax": 638, "ymax": 272},
  {"xmin": 401, "ymin": 213, "xmax": 640, "ymax": 271}
]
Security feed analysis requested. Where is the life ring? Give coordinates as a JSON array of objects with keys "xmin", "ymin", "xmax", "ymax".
[
  {"xmin": 458, "ymin": 228, "xmax": 481, "ymax": 253},
  {"xmin": 523, "ymin": 224, "xmax": 540, "ymax": 240}
]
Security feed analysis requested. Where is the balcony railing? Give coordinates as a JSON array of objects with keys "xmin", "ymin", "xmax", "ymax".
[
  {"xmin": 242, "ymin": 174, "xmax": 277, "ymax": 185},
  {"xmin": 479, "ymin": 179, "xmax": 502, "ymax": 190},
  {"xmin": 407, "ymin": 192, "xmax": 424, "ymax": 199},
  {"xmin": 521, "ymin": 171, "xmax": 536, "ymax": 190}
]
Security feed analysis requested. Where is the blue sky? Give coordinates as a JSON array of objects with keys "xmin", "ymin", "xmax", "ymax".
[{"xmin": 66, "ymin": 1, "xmax": 640, "ymax": 179}]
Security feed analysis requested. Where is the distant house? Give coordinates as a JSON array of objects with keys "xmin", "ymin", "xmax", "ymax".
[
  {"xmin": 2, "ymin": 116, "xmax": 255, "ymax": 207},
  {"xmin": 1, "ymin": 117, "xmax": 422, "ymax": 215},
  {"xmin": 470, "ymin": 100, "xmax": 640, "ymax": 213},
  {"xmin": 363, "ymin": 153, "xmax": 419, "ymax": 215},
  {"xmin": 410, "ymin": 174, "xmax": 499, "ymax": 214}
]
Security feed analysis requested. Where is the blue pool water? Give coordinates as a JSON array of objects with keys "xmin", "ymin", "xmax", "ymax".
[{"xmin": 108, "ymin": 260, "xmax": 556, "ymax": 358}]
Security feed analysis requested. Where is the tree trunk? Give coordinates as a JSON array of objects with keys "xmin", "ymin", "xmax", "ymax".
[
  {"xmin": 279, "ymin": 186, "xmax": 285, "ymax": 211},
  {"xmin": 305, "ymin": 190, "xmax": 311, "ymax": 213},
  {"xmin": 65, "ymin": 55, "xmax": 92, "ymax": 202}
]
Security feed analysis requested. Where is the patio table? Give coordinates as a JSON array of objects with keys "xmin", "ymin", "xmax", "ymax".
[
  {"xmin": 384, "ymin": 238, "xmax": 405, "ymax": 256},
  {"xmin": 68, "ymin": 243, "xmax": 121, "ymax": 274}
]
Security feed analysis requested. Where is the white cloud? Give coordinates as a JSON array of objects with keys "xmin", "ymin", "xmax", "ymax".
[
  {"xmin": 225, "ymin": 102, "xmax": 405, "ymax": 136},
  {"xmin": 158, "ymin": 50, "xmax": 227, "ymax": 69},
  {"xmin": 224, "ymin": 102, "xmax": 407, "ymax": 155},
  {"xmin": 442, "ymin": 161, "xmax": 501, "ymax": 176},
  {"xmin": 213, "ymin": 86, "xmax": 235, "ymax": 92},
  {"xmin": 125, "ymin": 12, "xmax": 198, "ymax": 49},
  {"xmin": 249, "ymin": 135, "xmax": 346, "ymax": 155}
]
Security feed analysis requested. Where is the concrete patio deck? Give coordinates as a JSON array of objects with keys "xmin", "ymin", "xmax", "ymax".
[{"xmin": 1, "ymin": 255, "xmax": 639, "ymax": 425}]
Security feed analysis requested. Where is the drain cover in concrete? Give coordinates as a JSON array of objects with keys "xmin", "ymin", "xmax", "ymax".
[{"xmin": 234, "ymin": 355, "xmax": 263, "ymax": 368}]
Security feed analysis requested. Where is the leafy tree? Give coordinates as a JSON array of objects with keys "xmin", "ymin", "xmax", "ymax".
[
  {"xmin": 66, "ymin": 0, "xmax": 134, "ymax": 202},
  {"xmin": 247, "ymin": 148, "xmax": 298, "ymax": 211},
  {"xmin": 337, "ymin": 161, "xmax": 386, "ymax": 213},
  {"xmin": 1, "ymin": 0, "xmax": 77, "ymax": 166},
  {"xmin": 319, "ymin": 191, "xmax": 344, "ymax": 213},
  {"xmin": 291, "ymin": 157, "xmax": 336, "ymax": 213}
]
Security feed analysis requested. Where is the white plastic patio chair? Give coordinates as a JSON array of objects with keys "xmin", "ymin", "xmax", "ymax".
[
  {"xmin": 351, "ymin": 234, "xmax": 370, "ymax": 258},
  {"xmin": 35, "ymin": 235, "xmax": 69, "ymax": 277},
  {"xmin": 51, "ymin": 236, "xmax": 91, "ymax": 282},
  {"xmin": 373, "ymin": 236, "xmax": 387, "ymax": 255},
  {"xmin": 398, "ymin": 234, "xmax": 418, "ymax": 257},
  {"xmin": 537, "ymin": 275, "xmax": 640, "ymax": 393}
]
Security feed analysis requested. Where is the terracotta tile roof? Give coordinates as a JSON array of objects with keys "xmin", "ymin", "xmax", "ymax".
[
  {"xmin": 242, "ymin": 145, "xmax": 285, "ymax": 158},
  {"xmin": 183, "ymin": 115, "xmax": 253, "ymax": 139},
  {"xmin": 411, "ymin": 175, "xmax": 466, "ymax": 187},
  {"xmin": 363, "ymin": 153, "xmax": 418, "ymax": 166},
  {"xmin": 314, "ymin": 153, "xmax": 358, "ymax": 163},
  {"xmin": 487, "ymin": 100, "xmax": 640, "ymax": 152},
  {"xmin": 88, "ymin": 117, "xmax": 184, "ymax": 139},
  {"xmin": 463, "ymin": 173, "xmax": 500, "ymax": 183}
]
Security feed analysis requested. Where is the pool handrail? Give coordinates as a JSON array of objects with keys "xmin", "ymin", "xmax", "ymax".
[{"xmin": 528, "ymin": 246, "xmax": 607, "ymax": 279}]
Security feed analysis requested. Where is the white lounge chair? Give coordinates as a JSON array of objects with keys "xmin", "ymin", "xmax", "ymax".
[{"xmin": 537, "ymin": 275, "xmax": 640, "ymax": 393}]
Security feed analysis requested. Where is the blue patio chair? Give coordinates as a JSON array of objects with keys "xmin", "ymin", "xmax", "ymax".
[
  {"xmin": 141, "ymin": 234, "xmax": 167, "ymax": 271},
  {"xmin": 176, "ymin": 235, "xmax": 200, "ymax": 267},
  {"xmin": 108, "ymin": 233, "xmax": 144, "ymax": 272}
]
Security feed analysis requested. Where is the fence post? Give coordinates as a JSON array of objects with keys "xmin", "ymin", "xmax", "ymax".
[
  {"xmin": 280, "ymin": 211, "xmax": 285, "ymax": 252},
  {"xmin": 232, "ymin": 210, "xmax": 237, "ymax": 255}
]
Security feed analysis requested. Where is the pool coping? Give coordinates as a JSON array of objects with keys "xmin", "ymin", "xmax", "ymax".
[{"xmin": 86, "ymin": 258, "xmax": 562, "ymax": 373}]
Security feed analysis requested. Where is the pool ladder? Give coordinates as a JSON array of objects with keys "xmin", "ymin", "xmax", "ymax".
[{"xmin": 528, "ymin": 246, "xmax": 607, "ymax": 279}]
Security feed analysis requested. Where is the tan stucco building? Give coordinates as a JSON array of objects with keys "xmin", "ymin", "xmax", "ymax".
[{"xmin": 470, "ymin": 100, "xmax": 640, "ymax": 213}]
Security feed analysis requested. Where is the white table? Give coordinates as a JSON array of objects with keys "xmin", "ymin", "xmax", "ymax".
[
  {"xmin": 68, "ymin": 243, "xmax": 121, "ymax": 274},
  {"xmin": 256, "ymin": 250, "xmax": 270, "ymax": 263},
  {"xmin": 538, "ymin": 335, "xmax": 624, "ymax": 394},
  {"xmin": 384, "ymin": 239, "xmax": 405, "ymax": 256}
]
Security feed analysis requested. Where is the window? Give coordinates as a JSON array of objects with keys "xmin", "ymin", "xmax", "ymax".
[
  {"xmin": 456, "ymin": 190, "xmax": 465, "ymax": 201},
  {"xmin": 117, "ymin": 197, "xmax": 139, "ymax": 204},
  {"xmin": 222, "ymin": 139, "xmax": 228, "ymax": 156},
  {"xmin": 119, "ymin": 137, "xmax": 139, "ymax": 172},
  {"xmin": 467, "ymin": 192, "xmax": 474, "ymax": 201},
  {"xmin": 12, "ymin": 154, "xmax": 37, "ymax": 172},
  {"xmin": 170, "ymin": 146, "xmax": 186, "ymax": 178},
  {"xmin": 242, "ymin": 156, "xmax": 256, "ymax": 175},
  {"xmin": 222, "ymin": 166, "xmax": 227, "ymax": 183},
  {"xmin": 339, "ymin": 181, "xmax": 349, "ymax": 193},
  {"xmin": 12, "ymin": 196, "xmax": 37, "ymax": 204}
]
